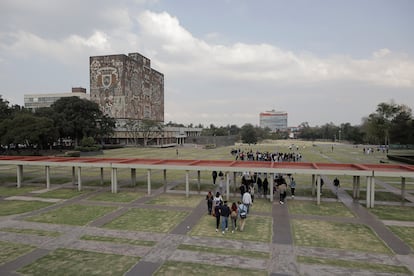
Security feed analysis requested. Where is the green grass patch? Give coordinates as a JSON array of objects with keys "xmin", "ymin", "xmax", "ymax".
[
  {"xmin": 17, "ymin": 248, "xmax": 139, "ymax": 276},
  {"xmin": 190, "ymin": 214, "xmax": 272, "ymax": 243},
  {"xmin": 0, "ymin": 200, "xmax": 53, "ymax": 216},
  {"xmin": 297, "ymin": 255, "xmax": 412, "ymax": 275},
  {"xmin": 81, "ymin": 234, "xmax": 156, "ymax": 247},
  {"xmin": 0, "ymin": 186, "xmax": 41, "ymax": 196},
  {"xmin": 0, "ymin": 240, "xmax": 36, "ymax": 265},
  {"xmin": 177, "ymin": 244, "xmax": 269, "ymax": 259},
  {"xmin": 369, "ymin": 205, "xmax": 414, "ymax": 221},
  {"xmin": 288, "ymin": 200, "xmax": 354, "ymax": 217},
  {"xmin": 88, "ymin": 191, "xmax": 145, "ymax": 203},
  {"xmin": 146, "ymin": 194, "xmax": 202, "ymax": 208},
  {"xmin": 292, "ymin": 219, "xmax": 391, "ymax": 254},
  {"xmin": 104, "ymin": 208, "xmax": 188, "ymax": 233},
  {"xmin": 249, "ymin": 198, "xmax": 272, "ymax": 213},
  {"xmin": 0, "ymin": 227, "xmax": 61, "ymax": 237},
  {"xmin": 388, "ymin": 226, "xmax": 414, "ymax": 250},
  {"xmin": 25, "ymin": 204, "xmax": 117, "ymax": 226},
  {"xmin": 154, "ymin": 260, "xmax": 267, "ymax": 276},
  {"xmin": 34, "ymin": 188, "xmax": 89, "ymax": 199},
  {"xmin": 346, "ymin": 190, "xmax": 408, "ymax": 202}
]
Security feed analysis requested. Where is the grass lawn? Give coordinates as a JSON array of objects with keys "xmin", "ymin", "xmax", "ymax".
[
  {"xmin": 291, "ymin": 219, "xmax": 392, "ymax": 254},
  {"xmin": 34, "ymin": 188, "xmax": 90, "ymax": 199},
  {"xmin": 0, "ymin": 200, "xmax": 54, "ymax": 216},
  {"xmin": 0, "ymin": 186, "xmax": 42, "ymax": 196},
  {"xmin": 103, "ymin": 208, "xmax": 189, "ymax": 233},
  {"xmin": 388, "ymin": 226, "xmax": 414, "ymax": 250},
  {"xmin": 154, "ymin": 260, "xmax": 267, "ymax": 276},
  {"xmin": 25, "ymin": 204, "xmax": 117, "ymax": 226},
  {"xmin": 146, "ymin": 194, "xmax": 202, "ymax": 208},
  {"xmin": 17, "ymin": 248, "xmax": 139, "ymax": 276},
  {"xmin": 0, "ymin": 227, "xmax": 61, "ymax": 237},
  {"xmin": 297, "ymin": 255, "xmax": 411, "ymax": 275},
  {"xmin": 189, "ymin": 214, "xmax": 272, "ymax": 243},
  {"xmin": 87, "ymin": 191, "xmax": 146, "ymax": 203},
  {"xmin": 288, "ymin": 200, "xmax": 355, "ymax": 217},
  {"xmin": 369, "ymin": 205, "xmax": 414, "ymax": 221},
  {"xmin": 345, "ymin": 190, "xmax": 408, "ymax": 202},
  {"xmin": 0, "ymin": 240, "xmax": 36, "ymax": 265}
]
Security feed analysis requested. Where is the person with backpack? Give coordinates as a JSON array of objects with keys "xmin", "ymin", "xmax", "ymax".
[{"xmin": 238, "ymin": 201, "xmax": 248, "ymax": 232}]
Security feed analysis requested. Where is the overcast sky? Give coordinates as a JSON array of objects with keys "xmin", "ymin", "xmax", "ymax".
[{"xmin": 1, "ymin": 0, "xmax": 413, "ymax": 127}]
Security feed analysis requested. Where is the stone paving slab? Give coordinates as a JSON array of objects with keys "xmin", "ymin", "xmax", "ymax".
[{"xmin": 4, "ymin": 196, "xmax": 62, "ymax": 203}]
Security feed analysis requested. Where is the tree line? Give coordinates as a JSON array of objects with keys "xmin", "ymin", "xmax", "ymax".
[{"xmin": 0, "ymin": 96, "xmax": 115, "ymax": 151}]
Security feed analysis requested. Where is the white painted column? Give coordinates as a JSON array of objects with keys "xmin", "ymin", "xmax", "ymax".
[
  {"xmin": 77, "ymin": 167, "xmax": 82, "ymax": 191},
  {"xmin": 131, "ymin": 168, "xmax": 136, "ymax": 186},
  {"xmin": 352, "ymin": 176, "xmax": 357, "ymax": 199},
  {"xmin": 401, "ymin": 177, "xmax": 406, "ymax": 204},
  {"xmin": 366, "ymin": 176, "xmax": 371, "ymax": 208},
  {"xmin": 185, "ymin": 170, "xmax": 189, "ymax": 198},
  {"xmin": 356, "ymin": 176, "xmax": 361, "ymax": 199},
  {"xmin": 312, "ymin": 174, "xmax": 316, "ymax": 196},
  {"xmin": 233, "ymin": 172, "xmax": 237, "ymax": 197},
  {"xmin": 197, "ymin": 170, "xmax": 201, "ymax": 194},
  {"xmin": 316, "ymin": 175, "xmax": 321, "ymax": 205},
  {"xmin": 226, "ymin": 172, "xmax": 230, "ymax": 201},
  {"xmin": 45, "ymin": 166, "xmax": 50, "ymax": 190},
  {"xmin": 111, "ymin": 168, "xmax": 118, "ymax": 193},
  {"xmin": 147, "ymin": 169, "xmax": 151, "ymax": 195},
  {"xmin": 370, "ymin": 177, "xmax": 375, "ymax": 208},
  {"xmin": 72, "ymin": 167, "xmax": 76, "ymax": 185},
  {"xmin": 16, "ymin": 165, "xmax": 23, "ymax": 188}
]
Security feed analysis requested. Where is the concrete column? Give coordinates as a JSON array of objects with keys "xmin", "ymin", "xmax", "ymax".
[
  {"xmin": 197, "ymin": 170, "xmax": 201, "ymax": 193},
  {"xmin": 366, "ymin": 176, "xmax": 371, "ymax": 208},
  {"xmin": 111, "ymin": 168, "xmax": 118, "ymax": 193},
  {"xmin": 72, "ymin": 167, "xmax": 76, "ymax": 185},
  {"xmin": 147, "ymin": 169, "xmax": 151, "ymax": 195},
  {"xmin": 45, "ymin": 166, "xmax": 51, "ymax": 190},
  {"xmin": 77, "ymin": 167, "xmax": 82, "ymax": 192},
  {"xmin": 226, "ymin": 172, "xmax": 230, "ymax": 201},
  {"xmin": 370, "ymin": 177, "xmax": 375, "ymax": 208},
  {"xmin": 270, "ymin": 173, "xmax": 274, "ymax": 202},
  {"xmin": 312, "ymin": 174, "xmax": 316, "ymax": 196},
  {"xmin": 100, "ymin": 168, "xmax": 104, "ymax": 186},
  {"xmin": 131, "ymin": 168, "xmax": 136, "ymax": 186},
  {"xmin": 352, "ymin": 176, "xmax": 357, "ymax": 199},
  {"xmin": 401, "ymin": 177, "xmax": 406, "ymax": 205},
  {"xmin": 163, "ymin": 169, "xmax": 167, "ymax": 192},
  {"xmin": 356, "ymin": 176, "xmax": 361, "ymax": 199},
  {"xmin": 16, "ymin": 165, "xmax": 23, "ymax": 188},
  {"xmin": 316, "ymin": 175, "xmax": 321, "ymax": 205},
  {"xmin": 185, "ymin": 170, "xmax": 189, "ymax": 198}
]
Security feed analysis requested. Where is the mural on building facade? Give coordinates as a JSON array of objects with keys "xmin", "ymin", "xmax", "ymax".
[{"xmin": 90, "ymin": 53, "xmax": 164, "ymax": 122}]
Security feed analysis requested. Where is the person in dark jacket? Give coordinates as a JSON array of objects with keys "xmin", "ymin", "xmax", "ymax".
[
  {"xmin": 214, "ymin": 201, "xmax": 222, "ymax": 232},
  {"xmin": 220, "ymin": 201, "xmax": 231, "ymax": 234},
  {"xmin": 206, "ymin": 191, "xmax": 213, "ymax": 215},
  {"xmin": 212, "ymin": 171, "xmax": 218, "ymax": 185}
]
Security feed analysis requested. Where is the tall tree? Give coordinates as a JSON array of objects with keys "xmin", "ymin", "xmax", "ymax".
[{"xmin": 240, "ymin": 124, "xmax": 257, "ymax": 144}]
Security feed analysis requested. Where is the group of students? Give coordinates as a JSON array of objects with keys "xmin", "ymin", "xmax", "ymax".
[{"xmin": 205, "ymin": 191, "xmax": 248, "ymax": 234}]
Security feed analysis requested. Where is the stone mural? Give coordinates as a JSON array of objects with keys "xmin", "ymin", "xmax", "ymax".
[{"xmin": 90, "ymin": 53, "xmax": 164, "ymax": 122}]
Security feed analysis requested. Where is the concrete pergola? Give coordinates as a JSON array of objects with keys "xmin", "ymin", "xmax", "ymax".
[{"xmin": 1, "ymin": 156, "xmax": 413, "ymax": 208}]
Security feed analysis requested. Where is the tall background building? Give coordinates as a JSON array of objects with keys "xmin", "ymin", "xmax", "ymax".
[
  {"xmin": 89, "ymin": 53, "xmax": 164, "ymax": 123},
  {"xmin": 259, "ymin": 110, "xmax": 288, "ymax": 132}
]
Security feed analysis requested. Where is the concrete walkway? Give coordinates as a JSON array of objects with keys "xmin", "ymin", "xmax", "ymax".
[{"xmin": 0, "ymin": 178, "xmax": 413, "ymax": 275}]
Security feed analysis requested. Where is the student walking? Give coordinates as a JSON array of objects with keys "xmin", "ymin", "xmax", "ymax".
[
  {"xmin": 214, "ymin": 201, "xmax": 222, "ymax": 232},
  {"xmin": 220, "ymin": 201, "xmax": 231, "ymax": 234},
  {"xmin": 230, "ymin": 202, "xmax": 238, "ymax": 233},
  {"xmin": 206, "ymin": 191, "xmax": 213, "ymax": 215},
  {"xmin": 238, "ymin": 201, "xmax": 248, "ymax": 231},
  {"xmin": 289, "ymin": 177, "xmax": 296, "ymax": 198},
  {"xmin": 333, "ymin": 177, "xmax": 340, "ymax": 197}
]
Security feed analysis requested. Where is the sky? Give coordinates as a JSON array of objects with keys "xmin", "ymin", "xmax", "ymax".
[{"xmin": 0, "ymin": 0, "xmax": 413, "ymax": 127}]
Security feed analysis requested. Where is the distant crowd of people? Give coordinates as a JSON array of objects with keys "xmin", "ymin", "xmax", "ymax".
[{"xmin": 231, "ymin": 148, "xmax": 303, "ymax": 162}]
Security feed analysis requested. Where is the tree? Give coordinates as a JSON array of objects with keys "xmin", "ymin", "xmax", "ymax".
[
  {"xmin": 51, "ymin": 97, "xmax": 107, "ymax": 146},
  {"xmin": 240, "ymin": 124, "xmax": 257, "ymax": 144}
]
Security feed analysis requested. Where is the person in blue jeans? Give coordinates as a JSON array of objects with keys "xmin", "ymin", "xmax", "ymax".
[{"xmin": 220, "ymin": 201, "xmax": 231, "ymax": 234}]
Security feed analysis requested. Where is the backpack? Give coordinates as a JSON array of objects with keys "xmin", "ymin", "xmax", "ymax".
[{"xmin": 239, "ymin": 205, "xmax": 247, "ymax": 219}]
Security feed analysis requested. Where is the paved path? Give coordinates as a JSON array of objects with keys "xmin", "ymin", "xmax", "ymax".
[{"xmin": 0, "ymin": 175, "xmax": 414, "ymax": 275}]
